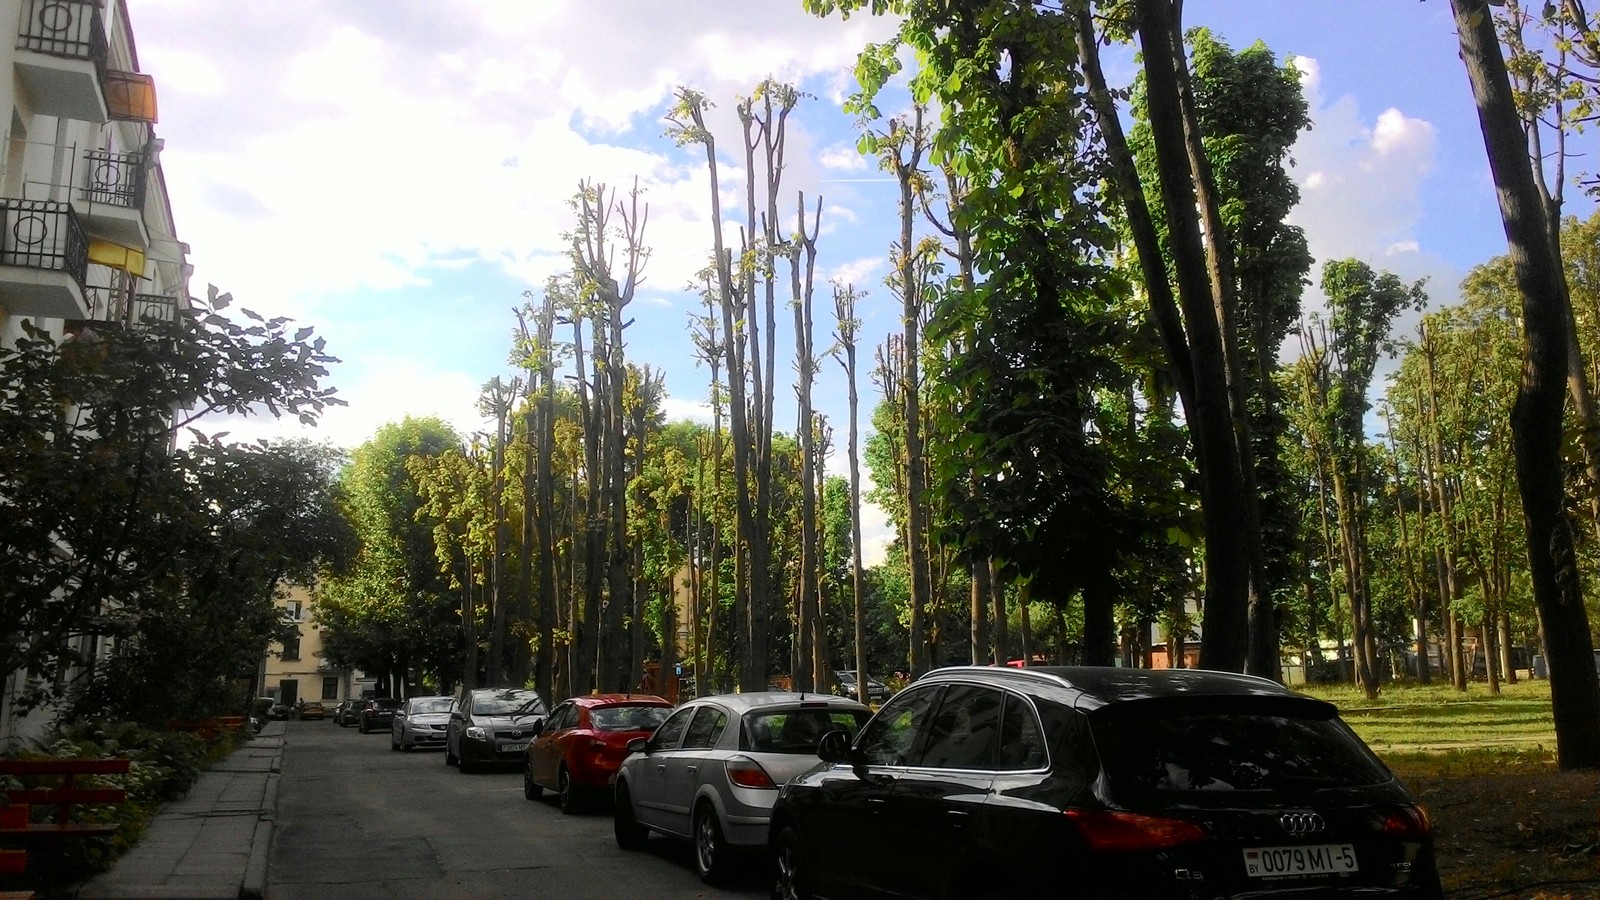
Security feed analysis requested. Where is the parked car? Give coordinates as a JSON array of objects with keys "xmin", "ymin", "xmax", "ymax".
[
  {"xmin": 445, "ymin": 688, "xmax": 547, "ymax": 774},
  {"xmin": 267, "ymin": 702, "xmax": 292, "ymax": 721},
  {"xmin": 525, "ymin": 694, "xmax": 672, "ymax": 813},
  {"xmin": 357, "ymin": 697, "xmax": 402, "ymax": 734},
  {"xmin": 767, "ymin": 666, "xmax": 1445, "ymax": 900},
  {"xmin": 297, "ymin": 700, "xmax": 326, "ymax": 721},
  {"xmin": 392, "ymin": 696, "xmax": 454, "ymax": 751},
  {"xmin": 613, "ymin": 692, "xmax": 871, "ymax": 885},
  {"xmin": 331, "ymin": 699, "xmax": 363, "ymax": 727},
  {"xmin": 832, "ymin": 669, "xmax": 890, "ymax": 705}
]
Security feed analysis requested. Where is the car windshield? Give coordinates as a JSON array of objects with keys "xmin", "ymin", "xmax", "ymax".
[
  {"xmin": 590, "ymin": 705, "xmax": 671, "ymax": 732},
  {"xmin": 1091, "ymin": 701, "xmax": 1392, "ymax": 793},
  {"xmin": 370, "ymin": 698, "xmax": 400, "ymax": 710},
  {"xmin": 409, "ymin": 697, "xmax": 452, "ymax": 714},
  {"xmin": 746, "ymin": 708, "xmax": 871, "ymax": 754},
  {"xmin": 472, "ymin": 692, "xmax": 545, "ymax": 716}
]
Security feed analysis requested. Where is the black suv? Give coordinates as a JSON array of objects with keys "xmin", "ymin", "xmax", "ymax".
[{"xmin": 768, "ymin": 666, "xmax": 1443, "ymax": 899}]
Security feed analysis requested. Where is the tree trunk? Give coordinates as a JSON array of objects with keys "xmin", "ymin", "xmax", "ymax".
[
  {"xmin": 1135, "ymin": 0, "xmax": 1252, "ymax": 673},
  {"xmin": 1452, "ymin": 0, "xmax": 1600, "ymax": 768}
]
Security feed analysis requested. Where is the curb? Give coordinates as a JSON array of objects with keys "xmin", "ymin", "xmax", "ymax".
[{"xmin": 241, "ymin": 732, "xmax": 286, "ymax": 899}]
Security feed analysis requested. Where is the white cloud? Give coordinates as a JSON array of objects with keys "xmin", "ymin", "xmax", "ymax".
[
  {"xmin": 820, "ymin": 143, "xmax": 869, "ymax": 171},
  {"xmin": 826, "ymin": 256, "xmax": 885, "ymax": 290}
]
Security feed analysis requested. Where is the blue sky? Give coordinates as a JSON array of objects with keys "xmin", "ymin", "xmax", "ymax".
[{"xmin": 125, "ymin": 1, "xmax": 1592, "ymax": 559}]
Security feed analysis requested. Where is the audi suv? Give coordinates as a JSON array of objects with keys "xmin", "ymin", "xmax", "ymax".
[{"xmin": 768, "ymin": 666, "xmax": 1443, "ymax": 899}]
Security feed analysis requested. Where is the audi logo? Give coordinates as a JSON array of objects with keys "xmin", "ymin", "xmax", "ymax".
[{"xmin": 1279, "ymin": 812, "xmax": 1327, "ymax": 836}]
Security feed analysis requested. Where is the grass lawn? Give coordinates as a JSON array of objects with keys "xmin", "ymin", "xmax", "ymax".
[{"xmin": 1296, "ymin": 678, "xmax": 1560, "ymax": 777}]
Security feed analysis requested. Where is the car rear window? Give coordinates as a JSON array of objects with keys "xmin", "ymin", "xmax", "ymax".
[
  {"xmin": 371, "ymin": 698, "xmax": 400, "ymax": 710},
  {"xmin": 472, "ymin": 692, "xmax": 545, "ymax": 716},
  {"xmin": 1090, "ymin": 698, "xmax": 1392, "ymax": 792},
  {"xmin": 409, "ymin": 697, "xmax": 452, "ymax": 714},
  {"xmin": 591, "ymin": 705, "xmax": 671, "ymax": 731},
  {"xmin": 745, "ymin": 708, "xmax": 871, "ymax": 754}
]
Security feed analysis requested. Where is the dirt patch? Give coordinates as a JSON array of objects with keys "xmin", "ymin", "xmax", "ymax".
[{"xmin": 1412, "ymin": 770, "xmax": 1600, "ymax": 898}]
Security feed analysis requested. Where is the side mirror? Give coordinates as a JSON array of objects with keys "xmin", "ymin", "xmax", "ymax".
[
  {"xmin": 626, "ymin": 737, "xmax": 648, "ymax": 754},
  {"xmin": 816, "ymin": 729, "xmax": 853, "ymax": 763}
]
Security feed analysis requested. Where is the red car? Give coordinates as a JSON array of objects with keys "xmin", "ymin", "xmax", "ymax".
[{"xmin": 524, "ymin": 694, "xmax": 673, "ymax": 814}]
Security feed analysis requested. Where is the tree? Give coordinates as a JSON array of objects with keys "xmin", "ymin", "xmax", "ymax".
[
  {"xmin": 321, "ymin": 417, "xmax": 463, "ymax": 696},
  {"xmin": 1451, "ymin": 0, "xmax": 1600, "ymax": 769},
  {"xmin": 0, "ymin": 285, "xmax": 343, "ymax": 718}
]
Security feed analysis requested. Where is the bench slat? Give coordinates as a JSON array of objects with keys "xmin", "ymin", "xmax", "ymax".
[
  {"xmin": 3, "ymin": 789, "xmax": 126, "ymax": 806},
  {"xmin": 0, "ymin": 822, "xmax": 119, "ymax": 838},
  {"xmin": 0, "ymin": 759, "xmax": 130, "ymax": 777}
]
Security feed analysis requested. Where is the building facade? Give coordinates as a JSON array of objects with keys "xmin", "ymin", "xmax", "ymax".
[
  {"xmin": 259, "ymin": 584, "xmax": 372, "ymax": 710},
  {"xmin": 0, "ymin": 0, "xmax": 188, "ymax": 743}
]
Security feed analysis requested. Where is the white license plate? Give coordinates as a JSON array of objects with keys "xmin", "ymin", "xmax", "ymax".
[
  {"xmin": 1243, "ymin": 844, "xmax": 1358, "ymax": 878},
  {"xmin": 502, "ymin": 742, "xmax": 528, "ymax": 753}
]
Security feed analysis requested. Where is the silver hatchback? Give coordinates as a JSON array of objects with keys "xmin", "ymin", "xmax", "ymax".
[{"xmin": 612, "ymin": 692, "xmax": 871, "ymax": 884}]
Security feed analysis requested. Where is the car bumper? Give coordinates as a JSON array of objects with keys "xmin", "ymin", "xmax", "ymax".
[
  {"xmin": 404, "ymin": 730, "xmax": 447, "ymax": 746},
  {"xmin": 461, "ymin": 739, "xmax": 530, "ymax": 764}
]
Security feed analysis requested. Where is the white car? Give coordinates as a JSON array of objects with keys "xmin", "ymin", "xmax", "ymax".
[
  {"xmin": 612, "ymin": 692, "xmax": 871, "ymax": 885},
  {"xmin": 391, "ymin": 696, "xmax": 453, "ymax": 751}
]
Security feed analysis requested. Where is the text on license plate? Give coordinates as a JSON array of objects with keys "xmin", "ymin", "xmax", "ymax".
[
  {"xmin": 1243, "ymin": 844, "xmax": 1357, "ymax": 878},
  {"xmin": 502, "ymin": 742, "xmax": 529, "ymax": 753}
]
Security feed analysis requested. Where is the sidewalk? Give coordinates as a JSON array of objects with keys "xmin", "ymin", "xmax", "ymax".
[{"xmin": 79, "ymin": 720, "xmax": 285, "ymax": 900}]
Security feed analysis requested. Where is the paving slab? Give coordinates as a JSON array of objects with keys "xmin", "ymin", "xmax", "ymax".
[{"xmin": 80, "ymin": 721, "xmax": 285, "ymax": 900}]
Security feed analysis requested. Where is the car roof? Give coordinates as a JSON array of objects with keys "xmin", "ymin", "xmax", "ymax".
[
  {"xmin": 686, "ymin": 691, "xmax": 870, "ymax": 713},
  {"xmin": 569, "ymin": 694, "xmax": 671, "ymax": 708},
  {"xmin": 915, "ymin": 666, "xmax": 1297, "ymax": 712}
]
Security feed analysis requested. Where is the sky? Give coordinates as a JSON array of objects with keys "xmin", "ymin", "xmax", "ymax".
[{"xmin": 125, "ymin": 0, "xmax": 1593, "ymax": 562}]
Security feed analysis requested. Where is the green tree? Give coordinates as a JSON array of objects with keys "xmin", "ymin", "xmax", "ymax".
[{"xmin": 0, "ymin": 286, "xmax": 342, "ymax": 716}]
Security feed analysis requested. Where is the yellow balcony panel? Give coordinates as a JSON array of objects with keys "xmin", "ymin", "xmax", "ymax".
[{"xmin": 103, "ymin": 70, "xmax": 157, "ymax": 124}]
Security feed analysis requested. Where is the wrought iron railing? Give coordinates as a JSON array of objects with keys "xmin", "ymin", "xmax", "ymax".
[
  {"xmin": 15, "ymin": 0, "xmax": 107, "ymax": 76},
  {"xmin": 127, "ymin": 292, "xmax": 177, "ymax": 329},
  {"xmin": 0, "ymin": 198, "xmax": 87, "ymax": 289},
  {"xmin": 81, "ymin": 148, "xmax": 146, "ymax": 208}
]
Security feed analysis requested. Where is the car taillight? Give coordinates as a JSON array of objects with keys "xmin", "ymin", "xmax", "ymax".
[
  {"xmin": 726, "ymin": 755, "xmax": 777, "ymax": 789},
  {"xmin": 1378, "ymin": 805, "xmax": 1431, "ymax": 840},
  {"xmin": 1065, "ymin": 808, "xmax": 1207, "ymax": 852}
]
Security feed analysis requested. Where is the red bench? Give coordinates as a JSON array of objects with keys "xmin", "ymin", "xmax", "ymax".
[{"xmin": 0, "ymin": 759, "xmax": 130, "ymax": 898}]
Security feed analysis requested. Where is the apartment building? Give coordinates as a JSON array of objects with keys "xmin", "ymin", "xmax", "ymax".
[
  {"xmin": 260, "ymin": 584, "xmax": 372, "ymax": 710},
  {"xmin": 0, "ymin": 0, "xmax": 188, "ymax": 742},
  {"xmin": 0, "ymin": 0, "xmax": 188, "ymax": 353}
]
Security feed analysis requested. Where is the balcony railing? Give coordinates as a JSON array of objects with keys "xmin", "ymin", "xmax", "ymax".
[
  {"xmin": 15, "ymin": 0, "xmax": 106, "ymax": 76},
  {"xmin": 127, "ymin": 292, "xmax": 177, "ymax": 329},
  {"xmin": 81, "ymin": 148, "xmax": 147, "ymax": 208},
  {"xmin": 0, "ymin": 198, "xmax": 88, "ymax": 289}
]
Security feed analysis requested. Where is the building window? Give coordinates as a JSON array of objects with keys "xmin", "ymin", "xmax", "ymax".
[
  {"xmin": 285, "ymin": 600, "xmax": 303, "ymax": 622},
  {"xmin": 282, "ymin": 634, "xmax": 300, "ymax": 661},
  {"xmin": 322, "ymin": 677, "xmax": 339, "ymax": 701}
]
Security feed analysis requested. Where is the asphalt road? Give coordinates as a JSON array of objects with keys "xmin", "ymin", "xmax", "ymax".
[{"xmin": 267, "ymin": 718, "xmax": 769, "ymax": 899}]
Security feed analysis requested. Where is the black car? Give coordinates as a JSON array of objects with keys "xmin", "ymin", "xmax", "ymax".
[
  {"xmin": 445, "ymin": 688, "xmax": 546, "ymax": 774},
  {"xmin": 768, "ymin": 666, "xmax": 1443, "ymax": 899},
  {"xmin": 357, "ymin": 697, "xmax": 401, "ymax": 734}
]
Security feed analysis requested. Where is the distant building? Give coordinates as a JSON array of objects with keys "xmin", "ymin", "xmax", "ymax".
[
  {"xmin": 1, "ymin": 0, "xmax": 190, "ymax": 744},
  {"xmin": 259, "ymin": 584, "xmax": 371, "ymax": 708}
]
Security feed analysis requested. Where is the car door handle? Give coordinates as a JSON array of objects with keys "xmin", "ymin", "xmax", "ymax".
[
  {"xmin": 686, "ymin": 766, "xmax": 697, "ymax": 776},
  {"xmin": 656, "ymin": 765, "xmax": 667, "ymax": 774},
  {"xmin": 948, "ymin": 809, "xmax": 970, "ymax": 827}
]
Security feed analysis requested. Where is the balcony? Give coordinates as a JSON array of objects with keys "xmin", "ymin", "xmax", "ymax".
[
  {"xmin": 0, "ymin": 198, "xmax": 88, "ymax": 319},
  {"xmin": 103, "ymin": 70, "xmax": 156, "ymax": 124},
  {"xmin": 74, "ymin": 147, "xmax": 148, "ymax": 247},
  {"xmin": 13, "ymin": 0, "xmax": 108, "ymax": 123}
]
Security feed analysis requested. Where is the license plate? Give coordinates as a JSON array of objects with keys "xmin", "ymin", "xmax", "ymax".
[
  {"xmin": 1243, "ymin": 844, "xmax": 1358, "ymax": 878},
  {"xmin": 502, "ymin": 742, "xmax": 528, "ymax": 753}
]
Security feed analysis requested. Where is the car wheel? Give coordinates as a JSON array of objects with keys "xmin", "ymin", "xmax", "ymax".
[
  {"xmin": 523, "ymin": 766, "xmax": 544, "ymax": 801},
  {"xmin": 772, "ymin": 825, "xmax": 812, "ymax": 900},
  {"xmin": 557, "ymin": 766, "xmax": 578, "ymax": 814},
  {"xmin": 359, "ymin": 720, "xmax": 368, "ymax": 734},
  {"xmin": 694, "ymin": 801, "xmax": 732, "ymax": 885},
  {"xmin": 445, "ymin": 741, "xmax": 458, "ymax": 767},
  {"xmin": 613, "ymin": 784, "xmax": 647, "ymax": 850}
]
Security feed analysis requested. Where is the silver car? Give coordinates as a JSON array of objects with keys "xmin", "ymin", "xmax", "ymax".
[
  {"xmin": 612, "ymin": 692, "xmax": 871, "ymax": 884},
  {"xmin": 391, "ymin": 695, "xmax": 453, "ymax": 751}
]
